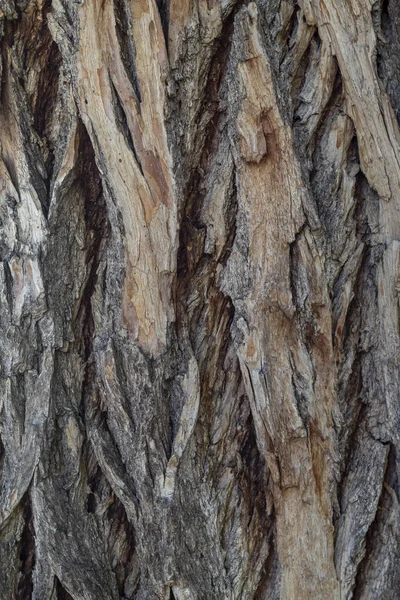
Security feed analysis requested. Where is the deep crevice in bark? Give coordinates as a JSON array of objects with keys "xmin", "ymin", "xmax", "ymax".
[
  {"xmin": 105, "ymin": 494, "xmax": 137, "ymax": 597},
  {"xmin": 0, "ymin": 434, "xmax": 4, "ymax": 478},
  {"xmin": 154, "ymin": 0, "xmax": 169, "ymax": 51},
  {"xmin": 55, "ymin": 577, "xmax": 74, "ymax": 600},
  {"xmin": 8, "ymin": 0, "xmax": 62, "ymax": 215},
  {"xmin": 113, "ymin": 0, "xmax": 142, "ymax": 102},
  {"xmin": 238, "ymin": 403, "xmax": 269, "ymax": 531},
  {"xmin": 166, "ymin": 0, "xmax": 240, "ymax": 188},
  {"xmin": 110, "ymin": 80, "xmax": 137, "ymax": 158},
  {"xmin": 292, "ymin": 28, "xmax": 321, "ymax": 100},
  {"xmin": 308, "ymin": 69, "xmax": 343, "ymax": 195},
  {"xmin": 175, "ymin": 12, "xmax": 237, "ymax": 349},
  {"xmin": 169, "ymin": 589, "xmax": 176, "ymax": 600},
  {"xmin": 16, "ymin": 495, "xmax": 35, "ymax": 600},
  {"xmin": 380, "ymin": 0, "xmax": 393, "ymax": 43},
  {"xmin": 373, "ymin": 0, "xmax": 400, "ymax": 125},
  {"xmin": 174, "ymin": 3, "xmax": 237, "ymax": 275},
  {"xmin": 29, "ymin": 3, "xmax": 62, "ymax": 138},
  {"xmin": 72, "ymin": 120, "xmax": 110, "ymax": 361},
  {"xmin": 2, "ymin": 258, "xmax": 14, "ymax": 310},
  {"xmin": 253, "ymin": 519, "xmax": 279, "ymax": 600},
  {"xmin": 282, "ymin": 3, "xmax": 300, "ymax": 51}
]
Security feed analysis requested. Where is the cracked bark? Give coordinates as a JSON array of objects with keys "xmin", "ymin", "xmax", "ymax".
[{"xmin": 1, "ymin": 0, "xmax": 400, "ymax": 599}]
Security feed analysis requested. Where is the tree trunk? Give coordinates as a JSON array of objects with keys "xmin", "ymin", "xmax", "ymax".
[{"xmin": 1, "ymin": 0, "xmax": 400, "ymax": 598}]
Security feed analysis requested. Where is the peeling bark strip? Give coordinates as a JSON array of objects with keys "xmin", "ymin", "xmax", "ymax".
[{"xmin": 1, "ymin": 0, "xmax": 400, "ymax": 598}]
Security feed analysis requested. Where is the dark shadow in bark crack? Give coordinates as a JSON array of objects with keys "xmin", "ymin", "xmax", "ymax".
[{"xmin": 16, "ymin": 495, "xmax": 35, "ymax": 600}]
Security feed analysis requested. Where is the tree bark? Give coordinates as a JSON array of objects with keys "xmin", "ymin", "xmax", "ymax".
[{"xmin": 1, "ymin": 0, "xmax": 400, "ymax": 598}]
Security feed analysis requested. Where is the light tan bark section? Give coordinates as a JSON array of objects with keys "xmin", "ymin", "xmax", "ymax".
[
  {"xmin": 76, "ymin": 0, "xmax": 177, "ymax": 356},
  {"xmin": 230, "ymin": 5, "xmax": 339, "ymax": 598}
]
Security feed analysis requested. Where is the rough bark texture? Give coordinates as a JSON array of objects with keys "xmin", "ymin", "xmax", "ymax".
[{"xmin": 1, "ymin": 0, "xmax": 400, "ymax": 598}]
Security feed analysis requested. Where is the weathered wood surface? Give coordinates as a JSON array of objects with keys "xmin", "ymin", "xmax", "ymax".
[{"xmin": 1, "ymin": 0, "xmax": 400, "ymax": 598}]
